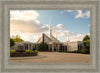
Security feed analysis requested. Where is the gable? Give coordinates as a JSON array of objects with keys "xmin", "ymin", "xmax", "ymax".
[
  {"xmin": 37, "ymin": 33, "xmax": 53, "ymax": 44},
  {"xmin": 50, "ymin": 35, "xmax": 60, "ymax": 43}
]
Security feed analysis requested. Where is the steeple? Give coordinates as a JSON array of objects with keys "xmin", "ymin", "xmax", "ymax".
[
  {"xmin": 66, "ymin": 32, "xmax": 70, "ymax": 42},
  {"xmin": 67, "ymin": 32, "xmax": 70, "ymax": 42},
  {"xmin": 49, "ymin": 16, "xmax": 52, "ymax": 37}
]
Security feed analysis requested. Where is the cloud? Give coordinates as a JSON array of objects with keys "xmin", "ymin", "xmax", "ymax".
[
  {"xmin": 55, "ymin": 24, "xmax": 66, "ymax": 30},
  {"xmin": 11, "ymin": 33, "xmax": 41, "ymax": 42},
  {"xmin": 52, "ymin": 29, "xmax": 89, "ymax": 42},
  {"xmin": 75, "ymin": 10, "xmax": 83, "ymax": 18},
  {"xmin": 10, "ymin": 10, "xmax": 49, "ymax": 34},
  {"xmin": 60, "ymin": 10, "xmax": 73, "ymax": 14},
  {"xmin": 75, "ymin": 10, "xmax": 90, "ymax": 19},
  {"xmin": 10, "ymin": 10, "xmax": 89, "ymax": 42},
  {"xmin": 11, "ymin": 10, "xmax": 39, "ymax": 20},
  {"xmin": 66, "ymin": 10, "xmax": 73, "ymax": 13},
  {"xmin": 11, "ymin": 26, "xmax": 89, "ymax": 42},
  {"xmin": 63, "ymin": 10, "xmax": 90, "ymax": 19},
  {"xmin": 69, "ymin": 34, "xmax": 86, "ymax": 41}
]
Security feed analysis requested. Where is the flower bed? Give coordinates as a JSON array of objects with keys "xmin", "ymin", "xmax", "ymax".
[
  {"xmin": 10, "ymin": 50, "xmax": 38, "ymax": 57},
  {"xmin": 10, "ymin": 52, "xmax": 38, "ymax": 57}
]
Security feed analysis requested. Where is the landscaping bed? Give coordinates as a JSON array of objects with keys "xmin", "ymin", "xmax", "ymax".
[
  {"xmin": 10, "ymin": 52, "xmax": 38, "ymax": 57},
  {"xmin": 10, "ymin": 49, "xmax": 39, "ymax": 57}
]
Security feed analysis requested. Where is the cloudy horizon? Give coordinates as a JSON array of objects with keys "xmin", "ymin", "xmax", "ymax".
[{"xmin": 10, "ymin": 10, "xmax": 90, "ymax": 43}]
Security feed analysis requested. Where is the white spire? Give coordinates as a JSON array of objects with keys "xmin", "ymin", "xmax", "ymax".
[
  {"xmin": 65, "ymin": 35, "xmax": 67, "ymax": 42},
  {"xmin": 68, "ymin": 32, "xmax": 70, "ymax": 42},
  {"xmin": 66, "ymin": 32, "xmax": 70, "ymax": 42},
  {"xmin": 49, "ymin": 16, "xmax": 52, "ymax": 37}
]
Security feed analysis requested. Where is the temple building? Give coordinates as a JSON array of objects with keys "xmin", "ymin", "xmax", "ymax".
[
  {"xmin": 36, "ymin": 17, "xmax": 67, "ymax": 51},
  {"xmin": 11, "ymin": 17, "xmax": 85, "ymax": 51}
]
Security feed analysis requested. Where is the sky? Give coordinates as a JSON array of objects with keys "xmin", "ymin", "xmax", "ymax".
[{"xmin": 10, "ymin": 10, "xmax": 90, "ymax": 42}]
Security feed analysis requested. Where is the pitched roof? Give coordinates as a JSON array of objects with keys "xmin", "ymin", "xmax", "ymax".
[
  {"xmin": 50, "ymin": 35, "xmax": 60, "ymax": 43},
  {"xmin": 37, "ymin": 33, "xmax": 60, "ymax": 44},
  {"xmin": 37, "ymin": 33, "xmax": 52, "ymax": 44}
]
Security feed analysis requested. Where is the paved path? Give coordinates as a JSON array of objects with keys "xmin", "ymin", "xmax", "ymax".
[{"xmin": 10, "ymin": 52, "xmax": 90, "ymax": 63}]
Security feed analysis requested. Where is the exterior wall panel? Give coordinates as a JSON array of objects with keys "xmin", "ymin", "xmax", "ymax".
[{"xmin": 67, "ymin": 42, "xmax": 78, "ymax": 51}]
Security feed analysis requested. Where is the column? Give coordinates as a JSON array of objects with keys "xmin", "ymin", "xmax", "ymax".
[
  {"xmin": 24, "ymin": 45, "xmax": 25, "ymax": 50},
  {"xmin": 48, "ymin": 45, "xmax": 50, "ymax": 51},
  {"xmin": 52, "ymin": 45, "xmax": 54, "ymax": 51},
  {"xmin": 31, "ymin": 44, "xmax": 33, "ymax": 50},
  {"xmin": 64, "ymin": 46, "xmax": 66, "ymax": 51},
  {"xmin": 58, "ymin": 44, "xmax": 60, "ymax": 51},
  {"xmin": 28, "ymin": 44, "xmax": 30, "ymax": 50}
]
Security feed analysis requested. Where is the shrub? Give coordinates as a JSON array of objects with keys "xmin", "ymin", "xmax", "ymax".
[
  {"xmin": 10, "ymin": 50, "xmax": 16, "ymax": 54},
  {"xmin": 18, "ymin": 45, "xmax": 23, "ymax": 49},
  {"xmin": 74, "ymin": 50, "xmax": 80, "ymax": 53},
  {"xmin": 59, "ymin": 50, "xmax": 63, "ymax": 52},
  {"xmin": 66, "ymin": 51, "xmax": 77, "ymax": 53},
  {"xmin": 66, "ymin": 51, "xmax": 72, "ymax": 53},
  {"xmin": 15, "ymin": 49, "xmax": 25, "ymax": 52},
  {"xmin": 32, "ymin": 48, "xmax": 36, "ymax": 51},
  {"xmin": 80, "ymin": 49, "xmax": 90, "ymax": 54},
  {"xmin": 25, "ymin": 50, "xmax": 33, "ymax": 53},
  {"xmin": 10, "ymin": 38, "xmax": 15, "ymax": 47},
  {"xmin": 35, "ymin": 50, "xmax": 39, "ymax": 53},
  {"xmin": 61, "ymin": 49, "xmax": 90, "ymax": 54},
  {"xmin": 77, "ymin": 50, "xmax": 81, "ymax": 53},
  {"xmin": 59, "ymin": 50, "xmax": 66, "ymax": 52},
  {"xmin": 38, "ymin": 42, "xmax": 48, "ymax": 51}
]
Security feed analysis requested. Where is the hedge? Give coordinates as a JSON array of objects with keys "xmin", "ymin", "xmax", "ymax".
[{"xmin": 59, "ymin": 49, "xmax": 90, "ymax": 54}]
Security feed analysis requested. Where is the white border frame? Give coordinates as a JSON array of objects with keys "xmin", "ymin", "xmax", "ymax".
[{"xmin": 0, "ymin": 0, "xmax": 100, "ymax": 73}]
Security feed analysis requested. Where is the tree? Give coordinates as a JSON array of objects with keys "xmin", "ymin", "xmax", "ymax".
[
  {"xmin": 83, "ymin": 35, "xmax": 90, "ymax": 49},
  {"xmin": 38, "ymin": 42, "xmax": 48, "ymax": 51},
  {"xmin": 10, "ymin": 38, "xmax": 15, "ymax": 47},
  {"xmin": 83, "ymin": 40, "xmax": 90, "ymax": 49},
  {"xmin": 83, "ymin": 35, "xmax": 90, "ymax": 41},
  {"xmin": 12, "ymin": 34, "xmax": 23, "ymax": 42}
]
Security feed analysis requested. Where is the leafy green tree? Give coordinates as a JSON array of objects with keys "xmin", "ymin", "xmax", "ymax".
[
  {"xmin": 10, "ymin": 38, "xmax": 15, "ymax": 47},
  {"xmin": 38, "ymin": 42, "xmax": 48, "ymax": 51},
  {"xmin": 83, "ymin": 40, "xmax": 90, "ymax": 49},
  {"xmin": 13, "ymin": 34, "xmax": 23, "ymax": 42},
  {"xmin": 83, "ymin": 35, "xmax": 90, "ymax": 49},
  {"xmin": 83, "ymin": 35, "xmax": 90, "ymax": 41}
]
